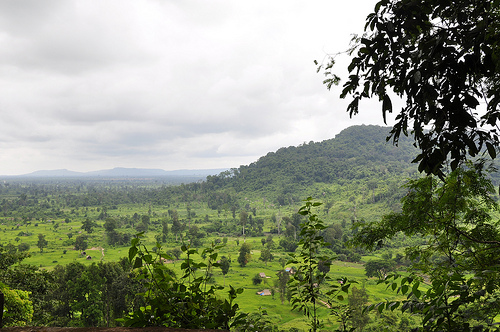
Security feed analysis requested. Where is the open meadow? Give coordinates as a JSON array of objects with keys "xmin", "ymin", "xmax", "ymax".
[{"xmin": 1, "ymin": 188, "xmax": 411, "ymax": 330}]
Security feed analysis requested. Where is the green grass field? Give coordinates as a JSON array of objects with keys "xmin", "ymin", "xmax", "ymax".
[{"xmin": 1, "ymin": 199, "xmax": 409, "ymax": 330}]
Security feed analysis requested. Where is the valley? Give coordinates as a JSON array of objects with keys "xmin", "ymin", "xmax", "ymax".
[{"xmin": 0, "ymin": 125, "xmax": 454, "ymax": 330}]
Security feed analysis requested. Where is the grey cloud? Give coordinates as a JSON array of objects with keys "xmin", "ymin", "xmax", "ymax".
[{"xmin": 0, "ymin": 0, "xmax": 384, "ymax": 175}]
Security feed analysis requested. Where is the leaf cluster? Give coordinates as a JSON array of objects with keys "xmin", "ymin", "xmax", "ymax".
[
  {"xmin": 353, "ymin": 164, "xmax": 500, "ymax": 330},
  {"xmin": 288, "ymin": 198, "xmax": 353, "ymax": 332},
  {"xmin": 328, "ymin": 0, "xmax": 500, "ymax": 176},
  {"xmin": 123, "ymin": 234, "xmax": 246, "ymax": 329}
]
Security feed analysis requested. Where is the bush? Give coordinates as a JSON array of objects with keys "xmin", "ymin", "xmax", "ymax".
[
  {"xmin": 122, "ymin": 235, "xmax": 246, "ymax": 329},
  {"xmin": 0, "ymin": 283, "xmax": 34, "ymax": 326},
  {"xmin": 252, "ymin": 274, "xmax": 263, "ymax": 285},
  {"xmin": 17, "ymin": 243, "xmax": 30, "ymax": 252}
]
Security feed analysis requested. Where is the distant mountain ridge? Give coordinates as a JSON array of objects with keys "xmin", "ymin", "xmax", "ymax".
[
  {"xmin": 10, "ymin": 126, "xmax": 416, "ymax": 184},
  {"xmin": 13, "ymin": 167, "xmax": 228, "ymax": 178}
]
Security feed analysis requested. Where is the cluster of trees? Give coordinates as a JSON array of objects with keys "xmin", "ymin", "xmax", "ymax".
[{"xmin": 0, "ymin": 246, "xmax": 142, "ymax": 327}]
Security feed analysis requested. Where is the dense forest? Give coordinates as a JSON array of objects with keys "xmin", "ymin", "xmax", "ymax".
[{"xmin": 206, "ymin": 125, "xmax": 418, "ymax": 196}]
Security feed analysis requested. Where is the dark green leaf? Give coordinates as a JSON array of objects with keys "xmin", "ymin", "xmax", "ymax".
[
  {"xmin": 129, "ymin": 246, "xmax": 138, "ymax": 262},
  {"xmin": 133, "ymin": 257, "xmax": 142, "ymax": 268},
  {"xmin": 486, "ymin": 142, "xmax": 497, "ymax": 159}
]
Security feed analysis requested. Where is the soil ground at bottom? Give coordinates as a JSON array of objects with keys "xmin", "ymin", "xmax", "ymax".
[{"xmin": 1, "ymin": 327, "xmax": 228, "ymax": 332}]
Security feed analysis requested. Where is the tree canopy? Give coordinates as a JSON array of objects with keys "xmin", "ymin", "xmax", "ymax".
[
  {"xmin": 352, "ymin": 163, "xmax": 500, "ymax": 330},
  {"xmin": 325, "ymin": 1, "xmax": 500, "ymax": 329},
  {"xmin": 322, "ymin": 0, "xmax": 500, "ymax": 175}
]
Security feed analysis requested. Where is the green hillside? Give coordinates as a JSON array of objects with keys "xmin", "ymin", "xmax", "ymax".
[
  {"xmin": 210, "ymin": 125, "xmax": 418, "ymax": 191},
  {"xmin": 203, "ymin": 125, "xmax": 419, "ymax": 223}
]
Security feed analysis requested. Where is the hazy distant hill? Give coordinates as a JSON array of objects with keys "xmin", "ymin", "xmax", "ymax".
[
  {"xmin": 26, "ymin": 169, "xmax": 85, "ymax": 177},
  {"xmin": 15, "ymin": 167, "xmax": 228, "ymax": 179}
]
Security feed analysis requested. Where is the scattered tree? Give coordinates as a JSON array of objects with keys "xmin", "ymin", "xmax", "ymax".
[
  {"xmin": 81, "ymin": 218, "xmax": 97, "ymax": 233},
  {"xmin": 74, "ymin": 235, "xmax": 88, "ymax": 252},
  {"xmin": 220, "ymin": 256, "xmax": 230, "ymax": 286},
  {"xmin": 36, "ymin": 234, "xmax": 48, "ymax": 253},
  {"xmin": 275, "ymin": 270, "xmax": 290, "ymax": 305},
  {"xmin": 239, "ymin": 211, "xmax": 248, "ymax": 237},
  {"xmin": 171, "ymin": 213, "xmax": 182, "ymax": 242},
  {"xmin": 17, "ymin": 243, "xmax": 30, "ymax": 252},
  {"xmin": 279, "ymin": 237, "xmax": 298, "ymax": 252},
  {"xmin": 103, "ymin": 218, "xmax": 117, "ymax": 233},
  {"xmin": 170, "ymin": 248, "xmax": 182, "ymax": 260},
  {"xmin": 259, "ymin": 247, "xmax": 273, "ymax": 266},
  {"xmin": 364, "ymin": 259, "xmax": 395, "ymax": 279},
  {"xmin": 237, "ymin": 243, "xmax": 251, "ymax": 267},
  {"xmin": 161, "ymin": 220, "xmax": 169, "ymax": 239},
  {"xmin": 348, "ymin": 286, "xmax": 370, "ymax": 331},
  {"xmin": 252, "ymin": 274, "xmax": 262, "ymax": 285},
  {"xmin": 278, "ymin": 257, "xmax": 287, "ymax": 269}
]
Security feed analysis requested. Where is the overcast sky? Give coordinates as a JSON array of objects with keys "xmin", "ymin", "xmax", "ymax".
[{"xmin": 0, "ymin": 0, "xmax": 393, "ymax": 175}]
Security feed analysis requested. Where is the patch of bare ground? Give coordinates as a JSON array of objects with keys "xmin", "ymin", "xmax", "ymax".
[{"xmin": 2, "ymin": 327, "xmax": 227, "ymax": 332}]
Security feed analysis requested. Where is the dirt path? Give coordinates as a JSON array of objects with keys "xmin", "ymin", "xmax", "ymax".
[{"xmin": 88, "ymin": 247, "xmax": 105, "ymax": 258}]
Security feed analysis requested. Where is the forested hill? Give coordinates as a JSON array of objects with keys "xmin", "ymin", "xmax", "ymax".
[{"xmin": 206, "ymin": 125, "xmax": 419, "ymax": 196}]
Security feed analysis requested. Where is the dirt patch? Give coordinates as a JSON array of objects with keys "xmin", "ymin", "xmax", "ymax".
[{"xmin": 2, "ymin": 327, "xmax": 227, "ymax": 332}]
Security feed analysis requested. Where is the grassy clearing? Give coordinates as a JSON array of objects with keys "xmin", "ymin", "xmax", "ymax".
[{"xmin": 1, "ymin": 198, "xmax": 409, "ymax": 330}]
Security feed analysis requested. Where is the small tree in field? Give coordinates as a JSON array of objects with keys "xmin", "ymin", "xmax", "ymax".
[
  {"xmin": 37, "ymin": 234, "xmax": 48, "ymax": 253},
  {"xmin": 275, "ymin": 270, "xmax": 290, "ymax": 305},
  {"xmin": 252, "ymin": 274, "xmax": 262, "ymax": 286},
  {"xmin": 364, "ymin": 259, "xmax": 395, "ymax": 279},
  {"xmin": 237, "ymin": 243, "xmax": 251, "ymax": 267},
  {"xmin": 81, "ymin": 218, "xmax": 97, "ymax": 234},
  {"xmin": 259, "ymin": 247, "xmax": 273, "ymax": 266},
  {"xmin": 220, "ymin": 256, "xmax": 230, "ymax": 286},
  {"xmin": 74, "ymin": 235, "xmax": 88, "ymax": 252}
]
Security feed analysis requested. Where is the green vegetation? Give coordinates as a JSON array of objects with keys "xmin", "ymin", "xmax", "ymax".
[
  {"xmin": 122, "ymin": 237, "xmax": 245, "ymax": 329},
  {"xmin": 0, "ymin": 125, "xmax": 422, "ymax": 330},
  {"xmin": 317, "ymin": 1, "xmax": 500, "ymax": 328},
  {"xmin": 321, "ymin": 0, "xmax": 500, "ymax": 176},
  {"xmin": 288, "ymin": 198, "xmax": 351, "ymax": 332},
  {"xmin": 0, "ymin": 282, "xmax": 33, "ymax": 327},
  {"xmin": 354, "ymin": 164, "xmax": 500, "ymax": 330},
  {"xmin": 1, "ymin": 125, "xmax": 499, "ymax": 330}
]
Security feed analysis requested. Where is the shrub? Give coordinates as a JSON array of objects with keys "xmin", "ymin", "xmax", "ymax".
[
  {"xmin": 121, "ymin": 235, "xmax": 246, "ymax": 329},
  {"xmin": 252, "ymin": 274, "xmax": 263, "ymax": 285}
]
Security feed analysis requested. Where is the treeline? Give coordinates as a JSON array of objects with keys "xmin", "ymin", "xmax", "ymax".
[{"xmin": 0, "ymin": 181, "xmax": 239, "ymax": 221}]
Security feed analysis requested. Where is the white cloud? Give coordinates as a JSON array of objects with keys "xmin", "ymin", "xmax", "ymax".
[{"xmin": 0, "ymin": 0, "xmax": 390, "ymax": 175}]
